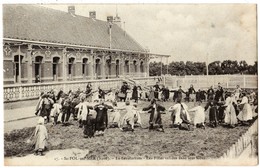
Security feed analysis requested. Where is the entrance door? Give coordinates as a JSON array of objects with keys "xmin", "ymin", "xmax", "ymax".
[{"xmin": 13, "ymin": 55, "xmax": 23, "ymax": 83}]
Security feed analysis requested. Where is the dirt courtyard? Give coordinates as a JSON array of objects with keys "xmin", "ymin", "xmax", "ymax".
[{"xmin": 4, "ymin": 100, "xmax": 253, "ymax": 160}]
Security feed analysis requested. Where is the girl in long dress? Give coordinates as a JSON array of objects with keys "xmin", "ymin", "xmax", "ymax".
[
  {"xmin": 168, "ymin": 101, "xmax": 191, "ymax": 126},
  {"xmin": 34, "ymin": 117, "xmax": 48, "ymax": 156},
  {"xmin": 205, "ymin": 100, "xmax": 218, "ymax": 128},
  {"xmin": 149, "ymin": 87, "xmax": 155, "ymax": 101},
  {"xmin": 108, "ymin": 102, "xmax": 121, "ymax": 128},
  {"xmin": 224, "ymin": 94, "xmax": 238, "ymax": 128},
  {"xmin": 237, "ymin": 93, "xmax": 253, "ymax": 125},
  {"xmin": 188, "ymin": 101, "xmax": 205, "ymax": 128},
  {"xmin": 119, "ymin": 101, "xmax": 135, "ymax": 131}
]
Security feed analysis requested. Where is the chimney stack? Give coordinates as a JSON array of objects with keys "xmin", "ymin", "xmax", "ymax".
[
  {"xmin": 113, "ymin": 15, "xmax": 121, "ymax": 28},
  {"xmin": 68, "ymin": 6, "xmax": 75, "ymax": 15},
  {"xmin": 89, "ymin": 11, "xmax": 96, "ymax": 19},
  {"xmin": 107, "ymin": 16, "xmax": 113, "ymax": 23}
]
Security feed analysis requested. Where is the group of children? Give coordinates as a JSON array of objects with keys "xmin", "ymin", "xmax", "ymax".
[{"xmin": 31, "ymin": 81, "xmax": 257, "ymax": 156}]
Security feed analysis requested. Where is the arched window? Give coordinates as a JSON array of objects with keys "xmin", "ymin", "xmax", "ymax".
[
  {"xmin": 82, "ymin": 58, "xmax": 88, "ymax": 78},
  {"xmin": 125, "ymin": 60, "xmax": 129, "ymax": 74},
  {"xmin": 53, "ymin": 57, "xmax": 60, "ymax": 81},
  {"xmin": 133, "ymin": 60, "xmax": 137, "ymax": 73},
  {"xmin": 140, "ymin": 61, "xmax": 144, "ymax": 73},
  {"xmin": 68, "ymin": 57, "xmax": 75, "ymax": 80},
  {"xmin": 116, "ymin": 60, "xmax": 120, "ymax": 77},
  {"xmin": 106, "ymin": 58, "xmax": 111, "ymax": 79},
  {"xmin": 95, "ymin": 59, "xmax": 101, "ymax": 79},
  {"xmin": 13, "ymin": 55, "xmax": 24, "ymax": 83},
  {"xmin": 34, "ymin": 56, "xmax": 43, "ymax": 83}
]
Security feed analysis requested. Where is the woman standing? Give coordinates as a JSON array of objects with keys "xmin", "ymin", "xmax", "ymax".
[
  {"xmin": 132, "ymin": 83, "xmax": 138, "ymax": 103},
  {"xmin": 224, "ymin": 93, "xmax": 238, "ymax": 128},
  {"xmin": 34, "ymin": 117, "xmax": 48, "ymax": 156},
  {"xmin": 237, "ymin": 93, "xmax": 253, "ymax": 125}
]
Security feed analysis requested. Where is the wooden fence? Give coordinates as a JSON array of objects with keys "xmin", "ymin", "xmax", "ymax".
[{"xmin": 220, "ymin": 119, "xmax": 258, "ymax": 159}]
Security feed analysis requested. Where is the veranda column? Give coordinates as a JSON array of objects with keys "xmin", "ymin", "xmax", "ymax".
[
  {"xmin": 62, "ymin": 48, "xmax": 67, "ymax": 81},
  {"xmin": 27, "ymin": 44, "xmax": 33, "ymax": 83}
]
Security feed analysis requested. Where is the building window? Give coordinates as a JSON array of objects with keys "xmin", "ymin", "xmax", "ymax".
[
  {"xmin": 133, "ymin": 60, "xmax": 137, "ymax": 72},
  {"xmin": 106, "ymin": 58, "xmax": 111, "ymax": 79},
  {"xmin": 125, "ymin": 60, "xmax": 129, "ymax": 74},
  {"xmin": 68, "ymin": 57, "xmax": 75, "ymax": 80},
  {"xmin": 140, "ymin": 61, "xmax": 144, "ymax": 73},
  {"xmin": 53, "ymin": 57, "xmax": 60, "ymax": 81},
  {"xmin": 95, "ymin": 59, "xmax": 101, "ymax": 79},
  {"xmin": 34, "ymin": 56, "xmax": 43, "ymax": 83},
  {"xmin": 13, "ymin": 55, "xmax": 23, "ymax": 83},
  {"xmin": 82, "ymin": 58, "xmax": 88, "ymax": 78},
  {"xmin": 116, "ymin": 60, "xmax": 120, "ymax": 77}
]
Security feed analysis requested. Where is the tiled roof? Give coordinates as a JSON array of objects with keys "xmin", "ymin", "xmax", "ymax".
[{"xmin": 3, "ymin": 5, "xmax": 145, "ymax": 52}]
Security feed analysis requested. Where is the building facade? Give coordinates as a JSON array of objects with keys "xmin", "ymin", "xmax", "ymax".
[{"xmin": 3, "ymin": 5, "xmax": 150, "ymax": 85}]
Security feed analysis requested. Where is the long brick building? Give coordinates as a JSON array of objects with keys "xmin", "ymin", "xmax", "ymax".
[{"xmin": 3, "ymin": 5, "xmax": 155, "ymax": 85}]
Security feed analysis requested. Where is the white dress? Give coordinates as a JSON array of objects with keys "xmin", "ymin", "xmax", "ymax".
[
  {"xmin": 224, "ymin": 97, "xmax": 238, "ymax": 125},
  {"xmin": 237, "ymin": 96, "xmax": 253, "ymax": 121},
  {"xmin": 189, "ymin": 106, "xmax": 205, "ymax": 125},
  {"xmin": 108, "ymin": 107, "xmax": 121, "ymax": 124},
  {"xmin": 168, "ymin": 103, "xmax": 191, "ymax": 125}
]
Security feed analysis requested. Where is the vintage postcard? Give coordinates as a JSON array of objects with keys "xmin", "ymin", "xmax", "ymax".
[{"xmin": 3, "ymin": 2, "xmax": 258, "ymax": 166}]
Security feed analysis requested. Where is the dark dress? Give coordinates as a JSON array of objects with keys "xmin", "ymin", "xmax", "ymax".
[
  {"xmin": 153, "ymin": 84, "xmax": 160, "ymax": 99},
  {"xmin": 214, "ymin": 87, "xmax": 224, "ymax": 102},
  {"xmin": 207, "ymin": 89, "xmax": 215, "ymax": 101},
  {"xmin": 205, "ymin": 103, "xmax": 218, "ymax": 127},
  {"xmin": 143, "ymin": 104, "xmax": 166, "ymax": 129},
  {"xmin": 98, "ymin": 89, "xmax": 105, "ymax": 99},
  {"xmin": 132, "ymin": 86, "xmax": 138, "ymax": 102},
  {"xmin": 120, "ymin": 85, "xmax": 129, "ymax": 101},
  {"xmin": 94, "ymin": 104, "xmax": 112, "ymax": 131},
  {"xmin": 177, "ymin": 88, "xmax": 185, "ymax": 101}
]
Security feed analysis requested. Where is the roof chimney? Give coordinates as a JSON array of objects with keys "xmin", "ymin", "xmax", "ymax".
[
  {"xmin": 89, "ymin": 11, "xmax": 96, "ymax": 19},
  {"xmin": 107, "ymin": 16, "xmax": 113, "ymax": 23},
  {"xmin": 113, "ymin": 15, "xmax": 121, "ymax": 28},
  {"xmin": 68, "ymin": 6, "xmax": 75, "ymax": 16}
]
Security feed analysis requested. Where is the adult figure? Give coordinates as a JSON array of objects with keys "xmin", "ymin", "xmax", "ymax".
[
  {"xmin": 207, "ymin": 86, "xmax": 215, "ymax": 102},
  {"xmin": 142, "ymin": 99, "xmax": 166, "ymax": 132},
  {"xmin": 188, "ymin": 84, "xmax": 196, "ymax": 102},
  {"xmin": 153, "ymin": 82, "xmax": 160, "ymax": 100},
  {"xmin": 120, "ymin": 82, "xmax": 129, "ymax": 102},
  {"xmin": 132, "ymin": 83, "xmax": 138, "ymax": 103}
]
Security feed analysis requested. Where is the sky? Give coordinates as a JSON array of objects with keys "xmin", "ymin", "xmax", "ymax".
[{"xmin": 42, "ymin": 4, "xmax": 256, "ymax": 64}]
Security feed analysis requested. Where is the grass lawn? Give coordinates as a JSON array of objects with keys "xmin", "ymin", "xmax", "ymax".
[{"xmin": 4, "ymin": 100, "xmax": 252, "ymax": 159}]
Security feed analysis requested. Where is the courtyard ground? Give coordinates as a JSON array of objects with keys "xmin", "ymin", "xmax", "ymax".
[{"xmin": 4, "ymin": 99, "xmax": 255, "ymax": 163}]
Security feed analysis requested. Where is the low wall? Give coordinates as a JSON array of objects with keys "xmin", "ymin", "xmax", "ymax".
[{"xmin": 3, "ymin": 79, "xmax": 123, "ymax": 102}]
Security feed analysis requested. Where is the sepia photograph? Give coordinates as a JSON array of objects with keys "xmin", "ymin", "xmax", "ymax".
[{"xmin": 2, "ymin": 1, "xmax": 258, "ymax": 166}]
